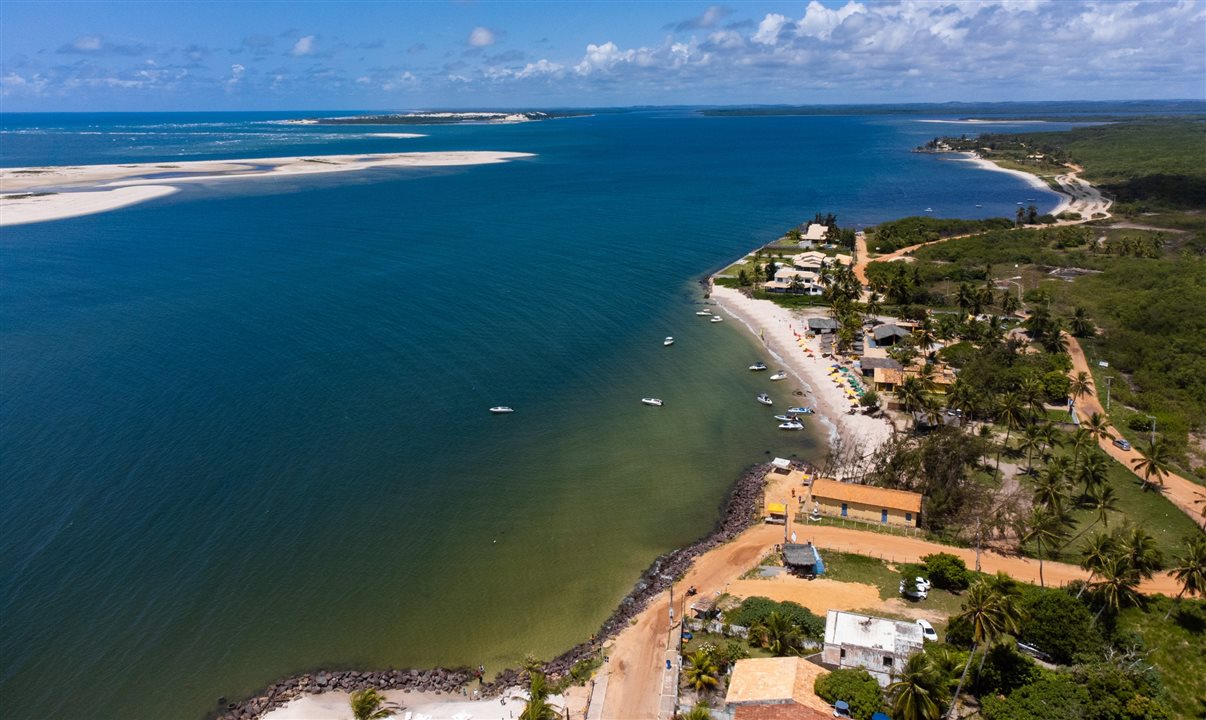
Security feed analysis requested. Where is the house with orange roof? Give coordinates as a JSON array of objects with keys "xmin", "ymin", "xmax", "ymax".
[{"xmin": 804, "ymin": 478, "xmax": 921, "ymax": 528}]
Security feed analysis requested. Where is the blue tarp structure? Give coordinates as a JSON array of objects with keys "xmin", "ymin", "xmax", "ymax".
[
  {"xmin": 812, "ymin": 544, "xmax": 826, "ymax": 575},
  {"xmin": 872, "ymin": 713, "xmax": 892, "ymax": 720}
]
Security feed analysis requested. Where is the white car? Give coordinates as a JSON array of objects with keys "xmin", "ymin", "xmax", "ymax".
[
  {"xmin": 900, "ymin": 578, "xmax": 929, "ymax": 600},
  {"xmin": 914, "ymin": 576, "xmax": 933, "ymax": 592},
  {"xmin": 916, "ymin": 619, "xmax": 938, "ymax": 642}
]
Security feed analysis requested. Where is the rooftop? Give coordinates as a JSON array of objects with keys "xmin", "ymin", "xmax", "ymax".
[
  {"xmin": 734, "ymin": 705, "xmax": 833, "ymax": 720},
  {"xmin": 725, "ymin": 657, "xmax": 831, "ymax": 712},
  {"xmin": 807, "ymin": 478, "xmax": 922, "ymax": 513},
  {"xmin": 872, "ymin": 324, "xmax": 911, "ymax": 341},
  {"xmin": 824, "ymin": 610, "xmax": 923, "ymax": 656},
  {"xmin": 802, "ymin": 223, "xmax": 828, "ymax": 241},
  {"xmin": 859, "ymin": 357, "xmax": 903, "ymax": 371},
  {"xmin": 807, "ymin": 317, "xmax": 840, "ymax": 330}
]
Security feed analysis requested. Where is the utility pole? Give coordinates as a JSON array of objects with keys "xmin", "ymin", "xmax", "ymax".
[
  {"xmin": 1147, "ymin": 415, "xmax": 1156, "ymax": 446},
  {"xmin": 1104, "ymin": 376, "xmax": 1113, "ymax": 411}
]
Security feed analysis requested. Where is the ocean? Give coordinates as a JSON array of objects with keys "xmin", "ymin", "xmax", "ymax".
[{"xmin": 0, "ymin": 109, "xmax": 1065, "ymax": 719}]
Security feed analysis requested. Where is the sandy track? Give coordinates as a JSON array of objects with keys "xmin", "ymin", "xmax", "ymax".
[
  {"xmin": 1066, "ymin": 336, "xmax": 1206, "ymax": 528},
  {"xmin": 599, "ymin": 518, "xmax": 1181, "ymax": 719}
]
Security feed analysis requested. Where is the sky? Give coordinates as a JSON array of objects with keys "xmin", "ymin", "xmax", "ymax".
[{"xmin": 1, "ymin": 0, "xmax": 1204, "ymax": 111}]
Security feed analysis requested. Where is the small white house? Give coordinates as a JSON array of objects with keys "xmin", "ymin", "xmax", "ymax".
[{"xmin": 821, "ymin": 610, "xmax": 924, "ymax": 686}]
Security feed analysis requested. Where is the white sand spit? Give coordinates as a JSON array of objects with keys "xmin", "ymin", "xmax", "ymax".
[
  {"xmin": 1, "ymin": 186, "xmax": 179, "ymax": 227},
  {"xmin": 261, "ymin": 687, "xmax": 563, "ymax": 720},
  {"xmin": 0, "ymin": 151, "xmax": 534, "ymax": 226},
  {"xmin": 709, "ymin": 285, "xmax": 893, "ymax": 455}
]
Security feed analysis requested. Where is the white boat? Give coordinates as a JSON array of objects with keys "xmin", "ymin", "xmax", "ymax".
[
  {"xmin": 695, "ymin": 309, "xmax": 713, "ymax": 316},
  {"xmin": 710, "ymin": 315, "xmax": 723, "ymax": 323},
  {"xmin": 773, "ymin": 414, "xmax": 797, "ymax": 422},
  {"xmin": 787, "ymin": 406, "xmax": 815, "ymax": 414},
  {"xmin": 489, "ymin": 406, "xmax": 514, "ymax": 414},
  {"xmin": 641, "ymin": 398, "xmax": 664, "ymax": 407},
  {"xmin": 779, "ymin": 421, "xmax": 804, "ymax": 430},
  {"xmin": 749, "ymin": 362, "xmax": 768, "ymax": 371},
  {"xmin": 664, "ymin": 337, "xmax": 674, "ymax": 346},
  {"xmin": 756, "ymin": 393, "xmax": 773, "ymax": 406},
  {"xmin": 924, "ymin": 207, "xmax": 933, "ymax": 213},
  {"xmin": 769, "ymin": 371, "xmax": 787, "ymax": 381}
]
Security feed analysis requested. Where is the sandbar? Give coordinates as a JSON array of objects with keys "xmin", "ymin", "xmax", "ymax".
[{"xmin": 0, "ymin": 151, "xmax": 534, "ymax": 226}]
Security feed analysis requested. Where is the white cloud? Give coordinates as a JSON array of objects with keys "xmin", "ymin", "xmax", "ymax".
[
  {"xmin": 753, "ymin": 14, "xmax": 791, "ymax": 45},
  {"xmin": 290, "ymin": 36, "xmax": 315, "ymax": 56},
  {"xmin": 468, "ymin": 27, "xmax": 495, "ymax": 48},
  {"xmin": 226, "ymin": 63, "xmax": 245, "ymax": 90},
  {"xmin": 72, "ymin": 35, "xmax": 103, "ymax": 52}
]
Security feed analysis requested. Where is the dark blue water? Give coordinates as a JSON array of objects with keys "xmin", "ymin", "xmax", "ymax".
[{"xmin": 0, "ymin": 110, "xmax": 1062, "ymax": 719}]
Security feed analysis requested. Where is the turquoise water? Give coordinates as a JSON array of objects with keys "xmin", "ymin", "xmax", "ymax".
[{"xmin": 0, "ymin": 110, "xmax": 1063, "ymax": 719}]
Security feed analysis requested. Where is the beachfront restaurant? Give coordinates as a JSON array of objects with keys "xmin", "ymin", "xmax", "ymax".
[{"xmin": 804, "ymin": 479, "xmax": 922, "ymax": 529}]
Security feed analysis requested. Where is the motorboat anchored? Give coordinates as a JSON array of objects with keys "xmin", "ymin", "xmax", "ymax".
[
  {"xmin": 695, "ymin": 309, "xmax": 713, "ymax": 316},
  {"xmin": 773, "ymin": 414, "xmax": 800, "ymax": 422},
  {"xmin": 778, "ymin": 421, "xmax": 804, "ymax": 430},
  {"xmin": 489, "ymin": 406, "xmax": 515, "ymax": 414},
  {"xmin": 710, "ymin": 315, "xmax": 723, "ymax": 323},
  {"xmin": 641, "ymin": 398, "xmax": 664, "ymax": 407},
  {"xmin": 749, "ymin": 362, "xmax": 768, "ymax": 371},
  {"xmin": 756, "ymin": 393, "xmax": 773, "ymax": 406},
  {"xmin": 769, "ymin": 371, "xmax": 787, "ymax": 381},
  {"xmin": 787, "ymin": 406, "xmax": 816, "ymax": 414},
  {"xmin": 664, "ymin": 336, "xmax": 674, "ymax": 346}
]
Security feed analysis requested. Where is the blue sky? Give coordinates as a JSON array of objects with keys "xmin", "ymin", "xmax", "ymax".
[{"xmin": 2, "ymin": 1, "xmax": 1204, "ymax": 111}]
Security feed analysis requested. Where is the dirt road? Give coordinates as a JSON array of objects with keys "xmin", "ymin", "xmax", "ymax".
[
  {"xmin": 598, "ymin": 519, "xmax": 1180, "ymax": 719},
  {"xmin": 1066, "ymin": 335, "xmax": 1206, "ymax": 528}
]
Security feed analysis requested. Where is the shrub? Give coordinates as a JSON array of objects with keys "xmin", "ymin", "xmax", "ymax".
[
  {"xmin": 974, "ymin": 643, "xmax": 1042, "ymax": 696},
  {"xmin": 922, "ymin": 552, "xmax": 972, "ymax": 591},
  {"xmin": 725, "ymin": 597, "xmax": 825, "ymax": 640},
  {"xmin": 981, "ymin": 674, "xmax": 1090, "ymax": 720},
  {"xmin": 814, "ymin": 668, "xmax": 884, "ymax": 720},
  {"xmin": 1017, "ymin": 588, "xmax": 1102, "ymax": 664}
]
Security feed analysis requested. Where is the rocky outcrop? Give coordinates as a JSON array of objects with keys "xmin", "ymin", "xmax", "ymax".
[{"xmin": 214, "ymin": 464, "xmax": 769, "ymax": 719}]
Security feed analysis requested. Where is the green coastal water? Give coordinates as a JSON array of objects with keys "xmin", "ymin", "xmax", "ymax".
[{"xmin": 0, "ymin": 110, "xmax": 1067, "ymax": 718}]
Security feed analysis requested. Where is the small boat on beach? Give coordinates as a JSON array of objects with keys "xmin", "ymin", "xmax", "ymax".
[
  {"xmin": 695, "ymin": 309, "xmax": 713, "ymax": 316},
  {"xmin": 489, "ymin": 406, "xmax": 515, "ymax": 414},
  {"xmin": 710, "ymin": 315, "xmax": 723, "ymax": 323},
  {"xmin": 787, "ymin": 406, "xmax": 816, "ymax": 414},
  {"xmin": 641, "ymin": 398, "xmax": 664, "ymax": 407},
  {"xmin": 773, "ymin": 414, "xmax": 800, "ymax": 422},
  {"xmin": 778, "ymin": 421, "xmax": 804, "ymax": 430},
  {"xmin": 664, "ymin": 337, "xmax": 674, "ymax": 346},
  {"xmin": 749, "ymin": 362, "xmax": 768, "ymax": 371},
  {"xmin": 756, "ymin": 393, "xmax": 773, "ymax": 406},
  {"xmin": 769, "ymin": 371, "xmax": 787, "ymax": 381}
]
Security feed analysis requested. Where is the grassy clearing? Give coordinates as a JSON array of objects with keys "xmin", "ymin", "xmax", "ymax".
[{"xmin": 1117, "ymin": 597, "xmax": 1206, "ymax": 720}]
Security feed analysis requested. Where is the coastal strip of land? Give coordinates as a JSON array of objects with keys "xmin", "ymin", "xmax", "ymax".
[
  {"xmin": 708, "ymin": 283, "xmax": 893, "ymax": 454},
  {"xmin": 0, "ymin": 151, "xmax": 534, "ymax": 227}
]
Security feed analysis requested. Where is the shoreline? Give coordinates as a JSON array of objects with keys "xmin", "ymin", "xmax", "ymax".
[
  {"xmin": 0, "ymin": 151, "xmax": 534, "ymax": 227},
  {"xmin": 951, "ymin": 152, "xmax": 1073, "ymax": 215},
  {"xmin": 708, "ymin": 284, "xmax": 894, "ymax": 457},
  {"xmin": 218, "ymin": 463, "xmax": 772, "ymax": 720}
]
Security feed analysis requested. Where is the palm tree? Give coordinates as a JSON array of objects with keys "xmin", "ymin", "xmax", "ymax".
[
  {"xmin": 1075, "ymin": 452, "xmax": 1110, "ymax": 498},
  {"xmin": 350, "ymin": 689, "xmax": 398, "ymax": 720},
  {"xmin": 1077, "ymin": 531, "xmax": 1116, "ymax": 598},
  {"xmin": 897, "ymin": 377, "xmax": 927, "ymax": 431},
  {"xmin": 1166, "ymin": 535, "xmax": 1206, "ymax": 618},
  {"xmin": 1032, "ymin": 463, "xmax": 1070, "ymax": 515},
  {"xmin": 1083, "ymin": 412, "xmax": 1114, "ymax": 445},
  {"xmin": 955, "ymin": 283, "xmax": 975, "ymax": 317},
  {"xmin": 889, "ymin": 653, "xmax": 946, "ymax": 720},
  {"xmin": 682, "ymin": 701, "xmax": 713, "ymax": 720},
  {"xmin": 1036, "ymin": 422, "xmax": 1062, "ymax": 461},
  {"xmin": 1022, "ymin": 507, "xmax": 1070, "ymax": 587},
  {"xmin": 1069, "ymin": 428, "xmax": 1094, "ymax": 464},
  {"xmin": 517, "ymin": 672, "xmax": 560, "ymax": 720},
  {"xmin": 1017, "ymin": 424, "xmax": 1045, "ymax": 475},
  {"xmin": 946, "ymin": 580, "xmax": 1022, "ymax": 719},
  {"xmin": 683, "ymin": 650, "xmax": 721, "ymax": 694},
  {"xmin": 994, "ymin": 391, "xmax": 1026, "ymax": 475},
  {"xmin": 1131, "ymin": 438, "xmax": 1173, "ymax": 491},
  {"xmin": 1069, "ymin": 307, "xmax": 1095, "ymax": 337},
  {"xmin": 750, "ymin": 612, "xmax": 802, "ymax": 656},
  {"xmin": 1091, "ymin": 553, "xmax": 1141, "ymax": 623},
  {"xmin": 1069, "ymin": 371, "xmax": 1093, "ymax": 404},
  {"xmin": 1118, "ymin": 525, "xmax": 1164, "ymax": 580},
  {"xmin": 1000, "ymin": 291, "xmax": 1020, "ymax": 317},
  {"xmin": 1019, "ymin": 376, "xmax": 1046, "ymax": 420}
]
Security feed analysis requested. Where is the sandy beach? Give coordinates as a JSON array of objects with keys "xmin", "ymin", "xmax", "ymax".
[
  {"xmin": 0, "ymin": 151, "xmax": 534, "ymax": 226},
  {"xmin": 953, "ymin": 152, "xmax": 1072, "ymax": 214},
  {"xmin": 708, "ymin": 285, "xmax": 893, "ymax": 455},
  {"xmin": 262, "ymin": 687, "xmax": 575, "ymax": 720}
]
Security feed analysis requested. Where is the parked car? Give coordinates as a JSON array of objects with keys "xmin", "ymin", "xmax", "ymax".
[
  {"xmin": 916, "ymin": 619, "xmax": 938, "ymax": 642},
  {"xmin": 900, "ymin": 579, "xmax": 929, "ymax": 600},
  {"xmin": 914, "ymin": 576, "xmax": 932, "ymax": 592},
  {"xmin": 1017, "ymin": 641, "xmax": 1054, "ymax": 663},
  {"xmin": 1113, "ymin": 438, "xmax": 1132, "ymax": 451}
]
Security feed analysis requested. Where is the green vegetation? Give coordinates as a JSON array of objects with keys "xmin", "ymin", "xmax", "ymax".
[
  {"xmin": 1118, "ymin": 597, "xmax": 1206, "ymax": 719},
  {"xmin": 518, "ymin": 672, "xmax": 561, "ymax": 720},
  {"xmin": 349, "ymin": 688, "xmax": 398, "ymax": 720},
  {"xmin": 865, "ymin": 216, "xmax": 1014, "ymax": 254},
  {"xmin": 814, "ymin": 668, "xmax": 885, "ymax": 720},
  {"xmin": 724, "ymin": 596, "xmax": 825, "ymax": 648}
]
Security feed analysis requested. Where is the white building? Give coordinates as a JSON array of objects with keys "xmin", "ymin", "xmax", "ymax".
[{"xmin": 820, "ymin": 610, "xmax": 924, "ymax": 686}]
